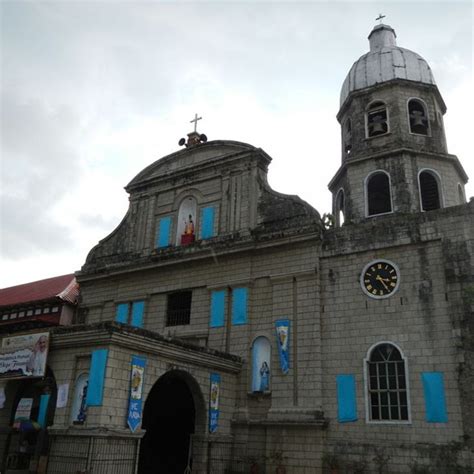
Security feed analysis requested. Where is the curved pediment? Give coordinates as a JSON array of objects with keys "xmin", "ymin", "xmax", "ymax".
[{"xmin": 127, "ymin": 140, "xmax": 265, "ymax": 192}]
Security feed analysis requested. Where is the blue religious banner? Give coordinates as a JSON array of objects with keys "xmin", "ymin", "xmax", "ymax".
[
  {"xmin": 209, "ymin": 373, "xmax": 221, "ymax": 433},
  {"xmin": 127, "ymin": 356, "xmax": 146, "ymax": 432},
  {"xmin": 275, "ymin": 319, "xmax": 290, "ymax": 374}
]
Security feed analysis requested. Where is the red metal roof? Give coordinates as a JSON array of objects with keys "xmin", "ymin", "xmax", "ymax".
[{"xmin": 0, "ymin": 274, "xmax": 79, "ymax": 307}]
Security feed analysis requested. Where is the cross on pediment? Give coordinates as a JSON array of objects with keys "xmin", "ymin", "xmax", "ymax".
[
  {"xmin": 376, "ymin": 13, "xmax": 386, "ymax": 23},
  {"xmin": 190, "ymin": 113, "xmax": 202, "ymax": 133}
]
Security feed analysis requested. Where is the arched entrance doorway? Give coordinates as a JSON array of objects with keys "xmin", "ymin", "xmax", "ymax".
[{"xmin": 138, "ymin": 370, "xmax": 204, "ymax": 474}]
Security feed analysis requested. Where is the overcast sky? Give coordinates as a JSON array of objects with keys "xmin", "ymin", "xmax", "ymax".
[{"xmin": 1, "ymin": 0, "xmax": 472, "ymax": 289}]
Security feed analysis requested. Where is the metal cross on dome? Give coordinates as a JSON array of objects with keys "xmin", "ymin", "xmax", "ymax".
[
  {"xmin": 190, "ymin": 113, "xmax": 202, "ymax": 132},
  {"xmin": 376, "ymin": 13, "xmax": 386, "ymax": 24}
]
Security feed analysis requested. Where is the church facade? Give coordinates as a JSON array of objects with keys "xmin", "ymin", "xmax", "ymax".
[{"xmin": 1, "ymin": 23, "xmax": 473, "ymax": 473}]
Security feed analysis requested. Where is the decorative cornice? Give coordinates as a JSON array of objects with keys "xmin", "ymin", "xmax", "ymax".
[
  {"xmin": 328, "ymin": 148, "xmax": 467, "ymax": 190},
  {"xmin": 51, "ymin": 322, "xmax": 242, "ymax": 374},
  {"xmin": 76, "ymin": 231, "xmax": 322, "ymax": 283}
]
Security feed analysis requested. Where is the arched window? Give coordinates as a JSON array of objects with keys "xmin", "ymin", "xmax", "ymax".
[
  {"xmin": 344, "ymin": 118, "xmax": 352, "ymax": 155},
  {"xmin": 365, "ymin": 343, "xmax": 409, "ymax": 422},
  {"xmin": 251, "ymin": 336, "xmax": 271, "ymax": 392},
  {"xmin": 408, "ymin": 99, "xmax": 429, "ymax": 135},
  {"xmin": 418, "ymin": 170, "xmax": 442, "ymax": 211},
  {"xmin": 366, "ymin": 101, "xmax": 388, "ymax": 137},
  {"xmin": 176, "ymin": 196, "xmax": 197, "ymax": 245},
  {"xmin": 457, "ymin": 184, "xmax": 466, "ymax": 205},
  {"xmin": 366, "ymin": 171, "xmax": 392, "ymax": 216},
  {"xmin": 71, "ymin": 373, "xmax": 88, "ymax": 424},
  {"xmin": 335, "ymin": 189, "xmax": 345, "ymax": 227}
]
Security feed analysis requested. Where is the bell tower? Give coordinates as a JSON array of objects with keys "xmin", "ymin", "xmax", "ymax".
[{"xmin": 329, "ymin": 23, "xmax": 468, "ymax": 226}]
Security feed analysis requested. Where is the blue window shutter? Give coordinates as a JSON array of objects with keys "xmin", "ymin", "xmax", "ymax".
[
  {"xmin": 201, "ymin": 206, "xmax": 215, "ymax": 239},
  {"xmin": 131, "ymin": 301, "xmax": 145, "ymax": 328},
  {"xmin": 156, "ymin": 217, "xmax": 172, "ymax": 248},
  {"xmin": 422, "ymin": 372, "xmax": 448, "ymax": 423},
  {"xmin": 116, "ymin": 303, "xmax": 129, "ymax": 324},
  {"xmin": 232, "ymin": 288, "xmax": 248, "ymax": 325},
  {"xmin": 210, "ymin": 290, "xmax": 225, "ymax": 328},
  {"xmin": 336, "ymin": 374, "xmax": 357, "ymax": 422},
  {"xmin": 37, "ymin": 394, "xmax": 50, "ymax": 428},
  {"xmin": 86, "ymin": 349, "xmax": 108, "ymax": 406}
]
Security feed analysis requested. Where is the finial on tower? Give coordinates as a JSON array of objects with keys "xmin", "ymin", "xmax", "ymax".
[
  {"xmin": 178, "ymin": 113, "xmax": 208, "ymax": 147},
  {"xmin": 375, "ymin": 13, "xmax": 386, "ymax": 24}
]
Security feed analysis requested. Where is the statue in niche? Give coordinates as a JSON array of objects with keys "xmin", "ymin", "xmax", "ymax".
[
  {"xmin": 259, "ymin": 361, "xmax": 270, "ymax": 391},
  {"xmin": 181, "ymin": 214, "xmax": 195, "ymax": 245},
  {"xmin": 76, "ymin": 380, "xmax": 88, "ymax": 424}
]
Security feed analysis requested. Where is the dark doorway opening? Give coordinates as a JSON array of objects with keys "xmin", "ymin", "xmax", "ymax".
[
  {"xmin": 138, "ymin": 373, "xmax": 196, "ymax": 474},
  {"xmin": 3, "ymin": 366, "xmax": 57, "ymax": 472}
]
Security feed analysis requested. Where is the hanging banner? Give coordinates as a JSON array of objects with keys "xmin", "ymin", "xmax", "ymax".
[
  {"xmin": 275, "ymin": 319, "xmax": 290, "ymax": 374},
  {"xmin": 209, "ymin": 373, "xmax": 221, "ymax": 433},
  {"xmin": 127, "ymin": 356, "xmax": 146, "ymax": 432},
  {"xmin": 56, "ymin": 384, "xmax": 69, "ymax": 408},
  {"xmin": 0, "ymin": 332, "xmax": 49, "ymax": 379}
]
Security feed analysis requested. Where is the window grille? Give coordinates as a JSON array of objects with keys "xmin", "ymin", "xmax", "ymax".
[
  {"xmin": 166, "ymin": 291, "xmax": 192, "ymax": 326},
  {"xmin": 419, "ymin": 171, "xmax": 441, "ymax": 211},
  {"xmin": 367, "ymin": 343, "xmax": 408, "ymax": 421}
]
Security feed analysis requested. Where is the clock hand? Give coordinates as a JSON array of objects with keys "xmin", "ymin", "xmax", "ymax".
[{"xmin": 376, "ymin": 275, "xmax": 389, "ymax": 291}]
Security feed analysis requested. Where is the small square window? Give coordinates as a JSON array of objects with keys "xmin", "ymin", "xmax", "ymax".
[
  {"xmin": 2, "ymin": 314, "xmax": 8, "ymax": 320},
  {"xmin": 10, "ymin": 313, "xmax": 18, "ymax": 319},
  {"xmin": 115, "ymin": 301, "xmax": 145, "ymax": 328},
  {"xmin": 51, "ymin": 306, "xmax": 59, "ymax": 313},
  {"xmin": 18, "ymin": 311, "xmax": 25, "ymax": 318},
  {"xmin": 43, "ymin": 307, "xmax": 50, "ymax": 313},
  {"xmin": 27, "ymin": 309, "xmax": 34, "ymax": 316},
  {"xmin": 166, "ymin": 291, "xmax": 192, "ymax": 326},
  {"xmin": 34, "ymin": 308, "xmax": 42, "ymax": 315}
]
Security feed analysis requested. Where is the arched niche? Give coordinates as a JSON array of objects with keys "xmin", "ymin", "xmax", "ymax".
[
  {"xmin": 176, "ymin": 197, "xmax": 197, "ymax": 245},
  {"xmin": 70, "ymin": 372, "xmax": 88, "ymax": 424}
]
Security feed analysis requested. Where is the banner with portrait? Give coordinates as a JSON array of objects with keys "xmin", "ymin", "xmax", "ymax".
[
  {"xmin": 209, "ymin": 373, "xmax": 221, "ymax": 433},
  {"xmin": 275, "ymin": 319, "xmax": 290, "ymax": 374},
  {"xmin": 0, "ymin": 332, "xmax": 49, "ymax": 379},
  {"xmin": 127, "ymin": 355, "xmax": 146, "ymax": 432}
]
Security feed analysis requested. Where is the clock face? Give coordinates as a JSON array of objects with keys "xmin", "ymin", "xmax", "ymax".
[{"xmin": 361, "ymin": 260, "xmax": 400, "ymax": 299}]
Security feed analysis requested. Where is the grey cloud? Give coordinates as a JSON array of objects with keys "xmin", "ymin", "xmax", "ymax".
[
  {"xmin": 0, "ymin": 195, "xmax": 73, "ymax": 260},
  {"xmin": 1, "ymin": 91, "xmax": 81, "ymax": 259},
  {"xmin": 78, "ymin": 213, "xmax": 120, "ymax": 231}
]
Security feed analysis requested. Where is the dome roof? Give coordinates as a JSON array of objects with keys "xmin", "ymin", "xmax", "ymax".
[{"xmin": 340, "ymin": 24, "xmax": 436, "ymax": 107}]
